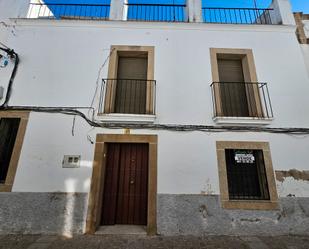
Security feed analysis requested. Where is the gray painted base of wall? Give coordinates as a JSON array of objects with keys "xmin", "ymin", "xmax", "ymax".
[
  {"xmin": 0, "ymin": 193, "xmax": 309, "ymax": 235},
  {"xmin": 157, "ymin": 194, "xmax": 309, "ymax": 236},
  {"xmin": 0, "ymin": 193, "xmax": 88, "ymax": 235}
]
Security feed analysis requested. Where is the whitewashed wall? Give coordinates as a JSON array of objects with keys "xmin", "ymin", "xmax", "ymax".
[
  {"xmin": 0, "ymin": 19, "xmax": 307, "ymax": 197},
  {"xmin": 12, "ymin": 112, "xmax": 309, "ymax": 197},
  {"xmin": 3, "ymin": 20, "xmax": 309, "ymax": 127}
]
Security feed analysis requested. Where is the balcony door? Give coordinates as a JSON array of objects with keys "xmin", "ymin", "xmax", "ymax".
[
  {"xmin": 114, "ymin": 56, "xmax": 148, "ymax": 114},
  {"xmin": 218, "ymin": 58, "xmax": 250, "ymax": 117}
]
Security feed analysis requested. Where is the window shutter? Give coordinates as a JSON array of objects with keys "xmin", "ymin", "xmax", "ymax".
[
  {"xmin": 114, "ymin": 57, "xmax": 148, "ymax": 114},
  {"xmin": 217, "ymin": 59, "xmax": 249, "ymax": 117},
  {"xmin": 218, "ymin": 59, "xmax": 245, "ymax": 83}
]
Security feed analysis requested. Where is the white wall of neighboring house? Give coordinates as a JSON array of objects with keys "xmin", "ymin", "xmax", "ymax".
[
  {"xmin": 0, "ymin": 19, "xmax": 307, "ymax": 196},
  {"xmin": 303, "ymin": 20, "xmax": 309, "ymax": 37},
  {"xmin": 301, "ymin": 44, "xmax": 309, "ymax": 76}
]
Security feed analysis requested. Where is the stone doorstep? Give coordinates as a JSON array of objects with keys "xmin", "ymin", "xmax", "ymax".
[{"xmin": 95, "ymin": 225, "xmax": 147, "ymax": 235}]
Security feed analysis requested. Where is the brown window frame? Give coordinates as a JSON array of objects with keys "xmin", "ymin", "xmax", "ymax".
[
  {"xmin": 210, "ymin": 48, "xmax": 264, "ymax": 118},
  {"xmin": 0, "ymin": 111, "xmax": 29, "ymax": 192},
  {"xmin": 216, "ymin": 141, "xmax": 279, "ymax": 210},
  {"xmin": 102, "ymin": 45, "xmax": 155, "ymax": 115}
]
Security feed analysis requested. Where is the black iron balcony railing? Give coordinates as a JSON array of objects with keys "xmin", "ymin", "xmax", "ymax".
[
  {"xmin": 210, "ymin": 82, "xmax": 273, "ymax": 119},
  {"xmin": 27, "ymin": 3, "xmax": 110, "ymax": 20},
  {"xmin": 202, "ymin": 7, "xmax": 273, "ymax": 24},
  {"xmin": 99, "ymin": 79, "xmax": 156, "ymax": 115},
  {"xmin": 125, "ymin": 3, "xmax": 187, "ymax": 22}
]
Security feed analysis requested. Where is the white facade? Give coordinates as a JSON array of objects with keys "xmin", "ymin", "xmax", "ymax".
[
  {"xmin": 1, "ymin": 0, "xmax": 309, "ymax": 235},
  {"xmin": 1, "ymin": 20, "xmax": 307, "ymax": 196}
]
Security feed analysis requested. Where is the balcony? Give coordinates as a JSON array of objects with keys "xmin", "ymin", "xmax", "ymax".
[
  {"xmin": 210, "ymin": 82, "xmax": 273, "ymax": 125},
  {"xmin": 23, "ymin": 0, "xmax": 292, "ymax": 25},
  {"xmin": 98, "ymin": 79, "xmax": 156, "ymax": 123}
]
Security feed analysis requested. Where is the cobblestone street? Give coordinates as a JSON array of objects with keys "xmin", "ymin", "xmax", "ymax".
[{"xmin": 0, "ymin": 235, "xmax": 308, "ymax": 249}]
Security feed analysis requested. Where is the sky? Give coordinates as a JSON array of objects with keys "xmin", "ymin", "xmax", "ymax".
[
  {"xmin": 289, "ymin": 0, "xmax": 309, "ymax": 13},
  {"xmin": 43, "ymin": 0, "xmax": 309, "ymax": 13}
]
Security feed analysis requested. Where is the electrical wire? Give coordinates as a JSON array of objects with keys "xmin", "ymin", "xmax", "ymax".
[
  {"xmin": 1, "ymin": 105, "xmax": 309, "ymax": 135},
  {"xmin": 0, "ymin": 42, "xmax": 10, "ymax": 49},
  {"xmin": 88, "ymin": 47, "xmax": 116, "ymax": 118},
  {"xmin": 0, "ymin": 46, "xmax": 19, "ymax": 107},
  {"xmin": 71, "ymin": 115, "xmax": 76, "ymax": 136}
]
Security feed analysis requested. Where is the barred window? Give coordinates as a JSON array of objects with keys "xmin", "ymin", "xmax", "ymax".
[{"xmin": 225, "ymin": 149, "xmax": 270, "ymax": 200}]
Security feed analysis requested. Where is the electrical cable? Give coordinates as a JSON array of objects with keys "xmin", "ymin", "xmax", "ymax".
[
  {"xmin": 1, "ymin": 105, "xmax": 309, "ymax": 135},
  {"xmin": 88, "ymin": 47, "xmax": 116, "ymax": 119},
  {"xmin": 71, "ymin": 115, "xmax": 76, "ymax": 136},
  {"xmin": 0, "ymin": 46, "xmax": 19, "ymax": 107}
]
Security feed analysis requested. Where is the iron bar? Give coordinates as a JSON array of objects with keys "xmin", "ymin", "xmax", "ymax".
[
  {"xmin": 210, "ymin": 82, "xmax": 273, "ymax": 119},
  {"xmin": 28, "ymin": 3, "xmax": 110, "ymax": 20},
  {"xmin": 202, "ymin": 7, "xmax": 273, "ymax": 24}
]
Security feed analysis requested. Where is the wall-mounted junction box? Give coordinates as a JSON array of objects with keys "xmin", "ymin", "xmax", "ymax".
[
  {"xmin": 62, "ymin": 155, "xmax": 81, "ymax": 168},
  {"xmin": 0, "ymin": 86, "xmax": 4, "ymax": 100}
]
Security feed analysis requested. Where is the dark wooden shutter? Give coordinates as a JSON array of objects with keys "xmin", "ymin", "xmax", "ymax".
[
  {"xmin": 218, "ymin": 59, "xmax": 249, "ymax": 117},
  {"xmin": 0, "ymin": 118, "xmax": 20, "ymax": 183},
  {"xmin": 114, "ymin": 57, "xmax": 148, "ymax": 114}
]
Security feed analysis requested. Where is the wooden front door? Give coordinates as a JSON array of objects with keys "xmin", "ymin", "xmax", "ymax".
[{"xmin": 101, "ymin": 143, "xmax": 149, "ymax": 226}]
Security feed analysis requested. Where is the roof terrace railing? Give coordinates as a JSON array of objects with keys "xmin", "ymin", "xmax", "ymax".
[
  {"xmin": 125, "ymin": 3, "xmax": 187, "ymax": 22},
  {"xmin": 27, "ymin": 3, "xmax": 110, "ymax": 20},
  {"xmin": 202, "ymin": 7, "xmax": 274, "ymax": 24},
  {"xmin": 26, "ymin": 2, "xmax": 278, "ymax": 25}
]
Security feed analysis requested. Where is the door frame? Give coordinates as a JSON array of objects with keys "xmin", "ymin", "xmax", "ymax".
[{"xmin": 86, "ymin": 134, "xmax": 157, "ymax": 235}]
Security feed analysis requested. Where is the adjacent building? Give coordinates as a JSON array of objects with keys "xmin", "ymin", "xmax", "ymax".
[
  {"xmin": 295, "ymin": 11, "xmax": 309, "ymax": 75},
  {"xmin": 0, "ymin": 0, "xmax": 309, "ymax": 236}
]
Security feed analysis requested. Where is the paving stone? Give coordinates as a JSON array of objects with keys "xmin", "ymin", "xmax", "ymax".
[
  {"xmin": 240, "ymin": 237, "xmax": 269, "ymax": 249},
  {"xmin": 27, "ymin": 243, "xmax": 52, "ymax": 249},
  {"xmin": 0, "ymin": 235, "xmax": 308, "ymax": 249},
  {"xmin": 34, "ymin": 236, "xmax": 58, "ymax": 243},
  {"xmin": 0, "ymin": 235, "xmax": 40, "ymax": 249}
]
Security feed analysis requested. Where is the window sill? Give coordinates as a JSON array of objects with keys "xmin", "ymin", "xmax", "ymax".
[
  {"xmin": 213, "ymin": 116, "xmax": 273, "ymax": 125},
  {"xmin": 97, "ymin": 113, "xmax": 156, "ymax": 123}
]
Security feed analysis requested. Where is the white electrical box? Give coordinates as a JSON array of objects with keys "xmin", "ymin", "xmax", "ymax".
[
  {"xmin": 0, "ymin": 86, "xmax": 4, "ymax": 100},
  {"xmin": 62, "ymin": 155, "xmax": 81, "ymax": 168}
]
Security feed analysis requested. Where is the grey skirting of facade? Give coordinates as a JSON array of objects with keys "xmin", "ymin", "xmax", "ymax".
[
  {"xmin": 157, "ymin": 194, "xmax": 309, "ymax": 236},
  {"xmin": 0, "ymin": 193, "xmax": 309, "ymax": 235},
  {"xmin": 0, "ymin": 193, "xmax": 88, "ymax": 235}
]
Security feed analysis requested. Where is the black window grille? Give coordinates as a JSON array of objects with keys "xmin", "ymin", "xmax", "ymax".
[
  {"xmin": 0, "ymin": 118, "xmax": 20, "ymax": 183},
  {"xmin": 225, "ymin": 149, "xmax": 270, "ymax": 200}
]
